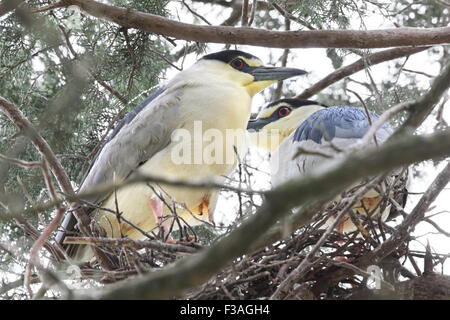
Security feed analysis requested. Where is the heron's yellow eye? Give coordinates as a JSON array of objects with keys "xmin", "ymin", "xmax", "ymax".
[
  {"xmin": 277, "ymin": 106, "xmax": 291, "ymax": 118},
  {"xmin": 230, "ymin": 58, "xmax": 245, "ymax": 70}
]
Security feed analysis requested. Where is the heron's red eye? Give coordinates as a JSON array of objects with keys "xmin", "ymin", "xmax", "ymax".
[
  {"xmin": 278, "ymin": 107, "xmax": 291, "ymax": 118},
  {"xmin": 230, "ymin": 58, "xmax": 245, "ymax": 70}
]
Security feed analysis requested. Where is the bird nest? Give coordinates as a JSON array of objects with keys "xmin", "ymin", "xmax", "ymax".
[{"xmin": 51, "ymin": 165, "xmax": 442, "ymax": 300}]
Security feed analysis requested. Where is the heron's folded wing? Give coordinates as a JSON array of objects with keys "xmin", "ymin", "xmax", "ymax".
[
  {"xmin": 272, "ymin": 107, "xmax": 393, "ymax": 186},
  {"xmin": 56, "ymin": 85, "xmax": 183, "ymax": 244},
  {"xmin": 293, "ymin": 106, "xmax": 392, "ymax": 144}
]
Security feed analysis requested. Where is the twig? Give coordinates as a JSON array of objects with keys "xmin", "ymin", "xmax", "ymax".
[
  {"xmin": 292, "ymin": 146, "xmax": 333, "ymax": 160},
  {"xmin": 0, "ymin": 153, "xmax": 42, "ymax": 169},
  {"xmin": 181, "ymin": 0, "xmax": 211, "ymax": 25},
  {"xmin": 424, "ymin": 218, "xmax": 450, "ymax": 238},
  {"xmin": 25, "ymin": 160, "xmax": 67, "ymax": 297},
  {"xmin": 402, "ymin": 68, "xmax": 435, "ymax": 78},
  {"xmin": 63, "ymin": 236, "xmax": 201, "ymax": 254},
  {"xmin": 350, "ymin": 101, "xmax": 410, "ymax": 151},
  {"xmin": 394, "ymin": 60, "xmax": 450, "ymax": 136},
  {"xmin": 434, "ymin": 0, "xmax": 450, "ymax": 8},
  {"xmin": 148, "ymin": 48, "xmax": 182, "ymax": 71},
  {"xmin": 248, "ymin": 0, "xmax": 257, "ymax": 26},
  {"xmin": 241, "ymin": 0, "xmax": 249, "ymax": 26},
  {"xmin": 271, "ymin": 2, "xmax": 315, "ymax": 30},
  {"xmin": 296, "ymin": 47, "xmax": 429, "ymax": 99},
  {"xmin": 346, "ymin": 88, "xmax": 378, "ymax": 146}
]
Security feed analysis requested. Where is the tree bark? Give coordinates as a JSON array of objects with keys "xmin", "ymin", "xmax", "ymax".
[{"xmin": 58, "ymin": 0, "xmax": 450, "ymax": 49}]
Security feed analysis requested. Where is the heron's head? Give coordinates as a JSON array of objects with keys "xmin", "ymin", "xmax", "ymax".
[
  {"xmin": 247, "ymin": 98, "xmax": 326, "ymax": 151},
  {"xmin": 195, "ymin": 50, "xmax": 307, "ymax": 96}
]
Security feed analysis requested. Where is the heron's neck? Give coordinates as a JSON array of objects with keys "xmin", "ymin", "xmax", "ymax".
[{"xmin": 250, "ymin": 104, "xmax": 324, "ymax": 152}]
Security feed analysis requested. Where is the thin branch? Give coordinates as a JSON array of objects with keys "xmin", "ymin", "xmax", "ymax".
[
  {"xmin": 351, "ymin": 101, "xmax": 410, "ymax": 150},
  {"xmin": 63, "ymin": 237, "xmax": 201, "ymax": 254},
  {"xmin": 248, "ymin": 0, "xmax": 257, "ymax": 26},
  {"xmin": 0, "ymin": 46, "xmax": 55, "ymax": 79},
  {"xmin": 0, "ymin": 153, "xmax": 42, "ymax": 169},
  {"xmin": 191, "ymin": 0, "xmax": 270, "ymax": 10},
  {"xmin": 241, "ymin": 0, "xmax": 249, "ymax": 26},
  {"xmin": 346, "ymin": 88, "xmax": 378, "ymax": 146},
  {"xmin": 181, "ymin": 0, "xmax": 211, "ymax": 25},
  {"xmin": 58, "ymin": 24, "xmax": 128, "ymax": 105},
  {"xmin": 424, "ymin": 218, "xmax": 450, "ymax": 238},
  {"xmin": 395, "ymin": 60, "xmax": 450, "ymax": 136},
  {"xmin": 296, "ymin": 46, "xmax": 429, "ymax": 99},
  {"xmin": 271, "ymin": 2, "xmax": 316, "ymax": 30},
  {"xmin": 25, "ymin": 160, "xmax": 67, "ymax": 297},
  {"xmin": 331, "ymin": 259, "xmax": 395, "ymax": 290},
  {"xmin": 148, "ymin": 47, "xmax": 182, "ymax": 71},
  {"xmin": 0, "ymin": 170, "xmax": 262, "ymax": 224},
  {"xmin": 402, "ymin": 68, "xmax": 435, "ymax": 78},
  {"xmin": 273, "ymin": 17, "xmax": 290, "ymax": 101},
  {"xmin": 434, "ymin": 0, "xmax": 450, "ymax": 7}
]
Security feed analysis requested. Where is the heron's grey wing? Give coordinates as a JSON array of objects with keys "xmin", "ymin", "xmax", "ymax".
[
  {"xmin": 56, "ymin": 85, "xmax": 182, "ymax": 245},
  {"xmin": 271, "ymin": 107, "xmax": 392, "ymax": 186},
  {"xmin": 78, "ymin": 86, "xmax": 182, "ymax": 202},
  {"xmin": 78, "ymin": 86, "xmax": 165, "ymax": 191},
  {"xmin": 292, "ymin": 106, "xmax": 392, "ymax": 144}
]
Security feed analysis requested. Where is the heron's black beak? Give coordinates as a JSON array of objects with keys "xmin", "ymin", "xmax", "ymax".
[
  {"xmin": 247, "ymin": 118, "xmax": 271, "ymax": 131},
  {"xmin": 249, "ymin": 66, "xmax": 307, "ymax": 81}
]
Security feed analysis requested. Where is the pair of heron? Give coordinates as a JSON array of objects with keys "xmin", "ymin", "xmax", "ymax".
[{"xmin": 56, "ymin": 50, "xmax": 398, "ymax": 260}]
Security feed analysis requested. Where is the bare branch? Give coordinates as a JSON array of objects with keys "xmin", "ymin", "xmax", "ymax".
[
  {"xmin": 352, "ymin": 101, "xmax": 410, "ymax": 150},
  {"xmin": 271, "ymin": 2, "xmax": 315, "ymax": 30},
  {"xmin": 396, "ymin": 60, "xmax": 450, "ymax": 136},
  {"xmin": 0, "ymin": 153, "xmax": 42, "ymax": 169},
  {"xmin": 402, "ymin": 68, "xmax": 435, "ymax": 78},
  {"xmin": 248, "ymin": 0, "xmax": 257, "ymax": 26},
  {"xmin": 25, "ymin": 160, "xmax": 67, "ymax": 297},
  {"xmin": 424, "ymin": 218, "xmax": 450, "ymax": 238},
  {"xmin": 297, "ymin": 46, "xmax": 430, "ymax": 99},
  {"xmin": 241, "ymin": 0, "xmax": 249, "ymax": 26},
  {"xmin": 38, "ymin": 0, "xmax": 450, "ymax": 49},
  {"xmin": 63, "ymin": 237, "xmax": 201, "ymax": 254},
  {"xmin": 181, "ymin": 0, "xmax": 211, "ymax": 26}
]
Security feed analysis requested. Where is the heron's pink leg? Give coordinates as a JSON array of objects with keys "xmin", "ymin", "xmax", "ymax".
[{"xmin": 149, "ymin": 197, "xmax": 173, "ymax": 242}]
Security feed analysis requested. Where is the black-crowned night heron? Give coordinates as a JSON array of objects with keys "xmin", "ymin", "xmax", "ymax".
[
  {"xmin": 247, "ymin": 98, "xmax": 407, "ymax": 233},
  {"xmin": 56, "ymin": 50, "xmax": 306, "ymax": 260}
]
